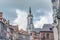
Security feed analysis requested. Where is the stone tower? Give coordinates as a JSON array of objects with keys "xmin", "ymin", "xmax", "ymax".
[
  {"xmin": 27, "ymin": 7, "xmax": 34, "ymax": 33},
  {"xmin": 52, "ymin": 0, "xmax": 60, "ymax": 40}
]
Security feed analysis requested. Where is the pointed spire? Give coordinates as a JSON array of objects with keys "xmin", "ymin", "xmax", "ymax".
[
  {"xmin": 27, "ymin": 6, "xmax": 33, "ymax": 17},
  {"xmin": 29, "ymin": 7, "xmax": 31, "ymax": 14}
]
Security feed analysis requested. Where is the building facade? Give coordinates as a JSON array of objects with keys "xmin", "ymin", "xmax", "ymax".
[
  {"xmin": 52, "ymin": 0, "xmax": 60, "ymax": 40},
  {"xmin": 9, "ymin": 25, "xmax": 19, "ymax": 40},
  {"xmin": 0, "ymin": 21, "xmax": 7, "ymax": 40},
  {"xmin": 0, "ymin": 12, "xmax": 19, "ymax": 40},
  {"xmin": 0, "ymin": 12, "xmax": 10, "ymax": 40},
  {"xmin": 31, "ymin": 24, "xmax": 54, "ymax": 40}
]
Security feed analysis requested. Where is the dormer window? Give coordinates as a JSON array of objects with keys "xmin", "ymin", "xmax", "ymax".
[{"xmin": 50, "ymin": 28, "xmax": 52, "ymax": 31}]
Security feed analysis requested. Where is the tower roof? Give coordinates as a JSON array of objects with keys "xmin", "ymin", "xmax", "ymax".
[
  {"xmin": 29, "ymin": 7, "xmax": 31, "ymax": 13},
  {"xmin": 28, "ymin": 7, "xmax": 33, "ymax": 17}
]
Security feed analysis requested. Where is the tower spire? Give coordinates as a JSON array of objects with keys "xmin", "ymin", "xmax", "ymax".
[
  {"xmin": 29, "ymin": 7, "xmax": 31, "ymax": 14},
  {"xmin": 28, "ymin": 7, "xmax": 33, "ymax": 17},
  {"xmin": 27, "ymin": 7, "xmax": 34, "ymax": 33}
]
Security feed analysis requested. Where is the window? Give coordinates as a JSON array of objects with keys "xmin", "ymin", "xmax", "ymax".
[
  {"xmin": 30, "ymin": 18, "xmax": 32, "ymax": 24},
  {"xmin": 47, "ymin": 33, "xmax": 49, "ymax": 39},
  {"xmin": 52, "ymin": 0, "xmax": 55, "ymax": 2},
  {"xmin": 41, "ymin": 36, "xmax": 45, "ymax": 40}
]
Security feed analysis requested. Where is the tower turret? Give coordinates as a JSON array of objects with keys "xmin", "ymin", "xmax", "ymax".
[{"xmin": 27, "ymin": 7, "xmax": 34, "ymax": 33}]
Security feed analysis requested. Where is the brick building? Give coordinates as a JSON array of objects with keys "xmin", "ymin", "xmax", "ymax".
[{"xmin": 31, "ymin": 24, "xmax": 54, "ymax": 40}]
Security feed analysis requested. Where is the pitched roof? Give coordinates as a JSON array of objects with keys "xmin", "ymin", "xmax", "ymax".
[
  {"xmin": 32, "ymin": 24, "xmax": 53, "ymax": 33},
  {"xmin": 43, "ymin": 24, "xmax": 53, "ymax": 29}
]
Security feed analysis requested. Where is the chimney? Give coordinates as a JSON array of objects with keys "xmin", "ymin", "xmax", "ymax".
[
  {"xmin": 0, "ymin": 12, "xmax": 3, "ymax": 20},
  {"xmin": 0, "ymin": 12, "xmax": 3, "ymax": 18}
]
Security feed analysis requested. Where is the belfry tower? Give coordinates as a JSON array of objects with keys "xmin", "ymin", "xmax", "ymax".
[{"xmin": 27, "ymin": 7, "xmax": 34, "ymax": 33}]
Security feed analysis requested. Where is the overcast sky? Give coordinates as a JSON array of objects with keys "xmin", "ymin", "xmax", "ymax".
[{"xmin": 0, "ymin": 0, "xmax": 53, "ymax": 30}]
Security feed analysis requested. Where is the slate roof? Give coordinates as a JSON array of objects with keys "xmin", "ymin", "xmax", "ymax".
[
  {"xmin": 32, "ymin": 24, "xmax": 53, "ymax": 33},
  {"xmin": 43, "ymin": 24, "xmax": 53, "ymax": 29},
  {"xmin": 42, "ymin": 24, "xmax": 53, "ymax": 31},
  {"xmin": 32, "ymin": 28, "xmax": 41, "ymax": 33}
]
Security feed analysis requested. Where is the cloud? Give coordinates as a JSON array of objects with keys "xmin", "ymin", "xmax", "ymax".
[
  {"xmin": 34, "ymin": 16, "xmax": 48, "ymax": 28},
  {"xmin": 34, "ymin": 11, "xmax": 53, "ymax": 28},
  {"xmin": 0, "ymin": 0, "xmax": 52, "ymax": 24},
  {"xmin": 13, "ymin": 9, "xmax": 27, "ymax": 30}
]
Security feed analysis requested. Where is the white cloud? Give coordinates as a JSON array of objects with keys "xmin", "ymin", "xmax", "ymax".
[
  {"xmin": 34, "ymin": 11, "xmax": 53, "ymax": 28},
  {"xmin": 34, "ymin": 16, "xmax": 48, "ymax": 28},
  {"xmin": 13, "ymin": 9, "xmax": 27, "ymax": 30}
]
